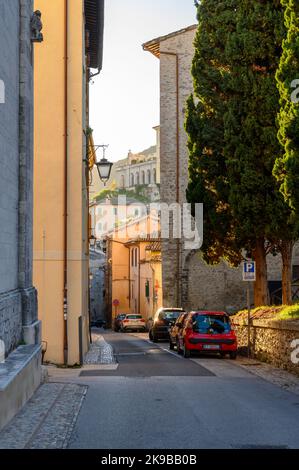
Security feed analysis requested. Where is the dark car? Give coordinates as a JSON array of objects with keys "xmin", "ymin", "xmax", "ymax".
[
  {"xmin": 114, "ymin": 313, "xmax": 127, "ymax": 332},
  {"xmin": 177, "ymin": 311, "xmax": 238, "ymax": 359},
  {"xmin": 149, "ymin": 308, "xmax": 185, "ymax": 342},
  {"xmin": 91, "ymin": 319, "xmax": 106, "ymax": 328},
  {"xmin": 169, "ymin": 312, "xmax": 188, "ymax": 350}
]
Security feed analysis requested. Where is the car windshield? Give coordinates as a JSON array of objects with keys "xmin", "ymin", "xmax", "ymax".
[
  {"xmin": 193, "ymin": 315, "xmax": 231, "ymax": 334},
  {"xmin": 127, "ymin": 315, "xmax": 142, "ymax": 320},
  {"xmin": 158, "ymin": 310, "xmax": 183, "ymax": 321}
]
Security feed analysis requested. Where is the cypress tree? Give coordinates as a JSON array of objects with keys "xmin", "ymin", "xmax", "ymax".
[
  {"xmin": 274, "ymin": 0, "xmax": 299, "ymax": 303},
  {"xmin": 223, "ymin": 0, "xmax": 286, "ymax": 305},
  {"xmin": 275, "ymin": 0, "xmax": 299, "ymax": 216},
  {"xmin": 186, "ymin": 0, "xmax": 241, "ymax": 267}
]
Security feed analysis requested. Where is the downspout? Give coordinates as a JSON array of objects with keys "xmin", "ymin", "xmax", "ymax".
[
  {"xmin": 160, "ymin": 51, "xmax": 181, "ymax": 306},
  {"xmin": 63, "ymin": 0, "xmax": 69, "ymax": 365}
]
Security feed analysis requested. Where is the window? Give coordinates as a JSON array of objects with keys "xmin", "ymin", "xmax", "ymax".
[
  {"xmin": 120, "ymin": 175, "xmax": 125, "ymax": 188},
  {"xmin": 147, "ymin": 169, "xmax": 151, "ymax": 184},
  {"xmin": 113, "ymin": 207, "xmax": 118, "ymax": 216},
  {"xmin": 153, "ymin": 168, "xmax": 156, "ymax": 183},
  {"xmin": 134, "ymin": 209, "xmax": 139, "ymax": 217},
  {"xmin": 131, "ymin": 174, "xmax": 134, "ymax": 187},
  {"xmin": 293, "ymin": 265, "xmax": 299, "ymax": 280},
  {"xmin": 142, "ymin": 171, "xmax": 145, "ymax": 184},
  {"xmin": 192, "ymin": 314, "xmax": 231, "ymax": 334},
  {"xmin": 136, "ymin": 173, "xmax": 140, "ymax": 185}
]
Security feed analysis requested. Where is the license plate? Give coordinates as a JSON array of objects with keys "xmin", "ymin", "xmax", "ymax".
[{"xmin": 203, "ymin": 344, "xmax": 220, "ymax": 350}]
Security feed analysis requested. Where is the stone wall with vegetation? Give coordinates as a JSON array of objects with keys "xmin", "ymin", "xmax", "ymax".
[{"xmin": 233, "ymin": 313, "xmax": 299, "ymax": 376}]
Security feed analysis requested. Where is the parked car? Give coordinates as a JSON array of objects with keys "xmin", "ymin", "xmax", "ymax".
[
  {"xmin": 91, "ymin": 319, "xmax": 107, "ymax": 328},
  {"xmin": 114, "ymin": 313, "xmax": 127, "ymax": 332},
  {"xmin": 169, "ymin": 312, "xmax": 188, "ymax": 350},
  {"xmin": 177, "ymin": 311, "xmax": 237, "ymax": 359},
  {"xmin": 149, "ymin": 307, "xmax": 185, "ymax": 342},
  {"xmin": 120, "ymin": 314, "xmax": 146, "ymax": 332}
]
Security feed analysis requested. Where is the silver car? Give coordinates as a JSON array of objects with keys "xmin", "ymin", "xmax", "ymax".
[{"xmin": 120, "ymin": 314, "xmax": 146, "ymax": 332}]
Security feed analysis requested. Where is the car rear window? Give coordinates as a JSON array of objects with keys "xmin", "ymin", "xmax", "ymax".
[
  {"xmin": 126, "ymin": 315, "xmax": 142, "ymax": 319},
  {"xmin": 193, "ymin": 315, "xmax": 231, "ymax": 334},
  {"xmin": 158, "ymin": 310, "xmax": 183, "ymax": 321}
]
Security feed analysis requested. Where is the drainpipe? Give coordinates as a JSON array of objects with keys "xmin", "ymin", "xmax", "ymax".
[
  {"xmin": 160, "ymin": 51, "xmax": 181, "ymax": 306},
  {"xmin": 63, "ymin": 0, "xmax": 69, "ymax": 365}
]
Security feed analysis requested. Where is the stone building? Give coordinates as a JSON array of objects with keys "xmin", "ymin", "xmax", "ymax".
[
  {"xmin": 0, "ymin": 0, "xmax": 41, "ymax": 430},
  {"xmin": 143, "ymin": 25, "xmax": 299, "ymax": 312},
  {"xmin": 115, "ymin": 126, "xmax": 161, "ymax": 202}
]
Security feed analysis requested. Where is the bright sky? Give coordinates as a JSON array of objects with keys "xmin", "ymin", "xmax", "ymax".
[{"xmin": 89, "ymin": 0, "xmax": 197, "ymax": 162}]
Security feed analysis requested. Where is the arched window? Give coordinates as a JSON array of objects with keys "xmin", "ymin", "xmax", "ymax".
[
  {"xmin": 142, "ymin": 171, "xmax": 145, "ymax": 184},
  {"xmin": 120, "ymin": 175, "xmax": 125, "ymax": 189},
  {"xmin": 136, "ymin": 173, "xmax": 140, "ymax": 186},
  {"xmin": 153, "ymin": 168, "xmax": 157, "ymax": 184},
  {"xmin": 147, "ymin": 169, "xmax": 151, "ymax": 184},
  {"xmin": 130, "ymin": 173, "xmax": 134, "ymax": 187}
]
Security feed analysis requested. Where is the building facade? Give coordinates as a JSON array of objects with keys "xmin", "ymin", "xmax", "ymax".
[
  {"xmin": 143, "ymin": 25, "xmax": 299, "ymax": 313},
  {"xmin": 114, "ymin": 127, "xmax": 161, "ymax": 201},
  {"xmin": 33, "ymin": 0, "xmax": 104, "ymax": 365},
  {"xmin": 0, "ymin": 0, "xmax": 41, "ymax": 431},
  {"xmin": 105, "ymin": 215, "xmax": 162, "ymax": 326}
]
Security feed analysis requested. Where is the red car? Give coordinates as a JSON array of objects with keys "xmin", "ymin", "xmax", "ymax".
[{"xmin": 177, "ymin": 311, "xmax": 237, "ymax": 359}]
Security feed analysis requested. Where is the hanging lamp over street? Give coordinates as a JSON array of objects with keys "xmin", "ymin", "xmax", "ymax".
[{"xmin": 96, "ymin": 144, "xmax": 113, "ymax": 185}]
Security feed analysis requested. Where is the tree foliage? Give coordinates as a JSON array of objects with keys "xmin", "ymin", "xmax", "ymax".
[
  {"xmin": 186, "ymin": 0, "xmax": 241, "ymax": 266},
  {"xmin": 275, "ymin": 0, "xmax": 299, "ymax": 222}
]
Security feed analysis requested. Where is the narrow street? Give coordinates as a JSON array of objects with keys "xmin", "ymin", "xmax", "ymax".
[{"xmin": 66, "ymin": 332, "xmax": 299, "ymax": 449}]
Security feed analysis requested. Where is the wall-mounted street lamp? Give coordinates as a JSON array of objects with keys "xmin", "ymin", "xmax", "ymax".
[
  {"xmin": 95, "ymin": 145, "xmax": 113, "ymax": 186},
  {"xmin": 90, "ymin": 234, "xmax": 97, "ymax": 249}
]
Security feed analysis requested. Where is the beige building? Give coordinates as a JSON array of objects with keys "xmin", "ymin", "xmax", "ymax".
[
  {"xmin": 33, "ymin": 0, "xmax": 104, "ymax": 365},
  {"xmin": 105, "ymin": 215, "xmax": 162, "ymax": 326},
  {"xmin": 143, "ymin": 25, "xmax": 299, "ymax": 312}
]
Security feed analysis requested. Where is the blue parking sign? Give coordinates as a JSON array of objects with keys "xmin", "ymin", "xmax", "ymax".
[{"xmin": 243, "ymin": 261, "xmax": 256, "ymax": 281}]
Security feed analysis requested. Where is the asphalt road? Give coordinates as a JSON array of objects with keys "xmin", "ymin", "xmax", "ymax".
[{"xmin": 69, "ymin": 331, "xmax": 299, "ymax": 449}]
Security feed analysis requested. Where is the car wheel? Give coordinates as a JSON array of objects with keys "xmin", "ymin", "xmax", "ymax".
[
  {"xmin": 152, "ymin": 335, "xmax": 158, "ymax": 343},
  {"xmin": 220, "ymin": 352, "xmax": 226, "ymax": 359},
  {"xmin": 229, "ymin": 351, "xmax": 237, "ymax": 360},
  {"xmin": 183, "ymin": 342, "xmax": 191, "ymax": 358},
  {"xmin": 169, "ymin": 340, "xmax": 174, "ymax": 350},
  {"xmin": 176, "ymin": 338, "xmax": 182, "ymax": 354}
]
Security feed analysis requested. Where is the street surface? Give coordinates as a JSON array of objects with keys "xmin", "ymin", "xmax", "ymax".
[
  {"xmin": 69, "ymin": 331, "xmax": 299, "ymax": 449},
  {"xmin": 1, "ymin": 330, "xmax": 299, "ymax": 449}
]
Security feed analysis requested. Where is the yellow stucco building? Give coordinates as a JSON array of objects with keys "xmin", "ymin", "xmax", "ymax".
[
  {"xmin": 33, "ymin": 0, "xmax": 104, "ymax": 365},
  {"xmin": 105, "ymin": 215, "xmax": 163, "ymax": 327}
]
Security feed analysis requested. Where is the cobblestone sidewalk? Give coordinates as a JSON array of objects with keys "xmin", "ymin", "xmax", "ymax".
[
  {"xmin": 0, "ymin": 383, "xmax": 87, "ymax": 449},
  {"xmin": 236, "ymin": 356, "xmax": 299, "ymax": 396},
  {"xmin": 84, "ymin": 330, "xmax": 115, "ymax": 365}
]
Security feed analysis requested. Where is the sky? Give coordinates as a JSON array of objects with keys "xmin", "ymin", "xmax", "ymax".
[{"xmin": 89, "ymin": 0, "xmax": 197, "ymax": 163}]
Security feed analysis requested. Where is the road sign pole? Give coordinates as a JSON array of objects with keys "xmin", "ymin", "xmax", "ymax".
[{"xmin": 247, "ymin": 282, "xmax": 251, "ymax": 358}]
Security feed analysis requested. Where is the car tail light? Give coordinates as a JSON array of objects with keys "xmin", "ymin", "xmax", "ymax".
[
  {"xmin": 141, "ymin": 319, "xmax": 145, "ymax": 322},
  {"xmin": 123, "ymin": 320, "xmax": 129, "ymax": 323}
]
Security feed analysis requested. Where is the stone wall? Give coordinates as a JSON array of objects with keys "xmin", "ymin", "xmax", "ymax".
[
  {"xmin": 0, "ymin": 0, "xmax": 39, "ymax": 354},
  {"xmin": 0, "ymin": 0, "xmax": 20, "ymax": 295},
  {"xmin": 233, "ymin": 317, "xmax": 299, "ymax": 377}
]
